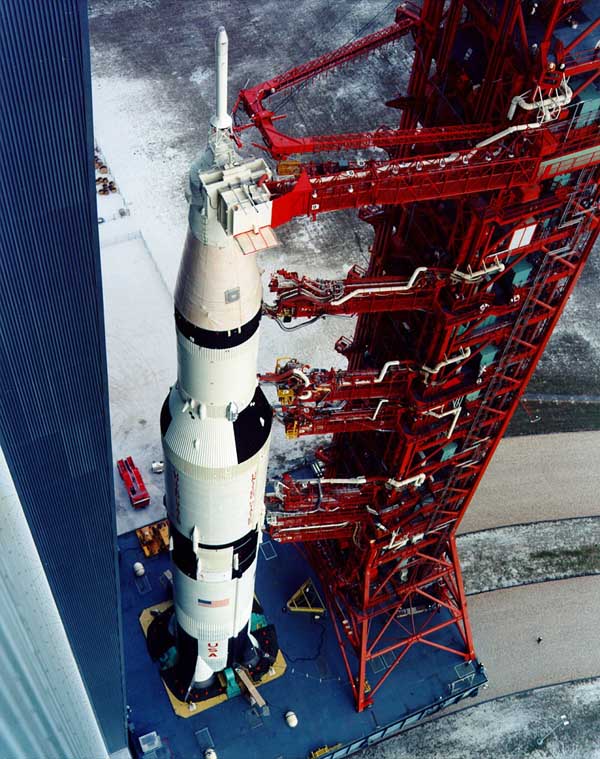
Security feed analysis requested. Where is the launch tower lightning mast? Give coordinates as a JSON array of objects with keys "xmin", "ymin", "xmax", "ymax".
[
  {"xmin": 156, "ymin": 27, "xmax": 280, "ymax": 699},
  {"xmin": 232, "ymin": 0, "xmax": 600, "ymax": 711}
]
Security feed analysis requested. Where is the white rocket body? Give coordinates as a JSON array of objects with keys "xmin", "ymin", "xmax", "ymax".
[{"xmin": 160, "ymin": 27, "xmax": 277, "ymax": 686}]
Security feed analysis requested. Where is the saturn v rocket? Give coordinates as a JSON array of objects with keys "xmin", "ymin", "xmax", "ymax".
[{"xmin": 159, "ymin": 27, "xmax": 276, "ymax": 690}]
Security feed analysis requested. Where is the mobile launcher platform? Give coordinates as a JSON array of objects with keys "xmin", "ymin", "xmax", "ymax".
[{"xmin": 119, "ymin": 528, "xmax": 487, "ymax": 759}]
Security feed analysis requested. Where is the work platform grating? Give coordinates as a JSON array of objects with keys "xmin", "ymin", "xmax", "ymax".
[{"xmin": 119, "ymin": 529, "xmax": 486, "ymax": 759}]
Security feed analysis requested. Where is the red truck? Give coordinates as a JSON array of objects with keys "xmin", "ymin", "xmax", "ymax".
[{"xmin": 117, "ymin": 457, "xmax": 150, "ymax": 508}]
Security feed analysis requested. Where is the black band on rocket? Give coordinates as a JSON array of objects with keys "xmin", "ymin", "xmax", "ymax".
[
  {"xmin": 233, "ymin": 386, "xmax": 273, "ymax": 463},
  {"xmin": 175, "ymin": 307, "xmax": 261, "ymax": 349},
  {"xmin": 160, "ymin": 394, "xmax": 173, "ymax": 436},
  {"xmin": 232, "ymin": 530, "xmax": 259, "ymax": 579},
  {"xmin": 170, "ymin": 523, "xmax": 259, "ymax": 581},
  {"xmin": 171, "ymin": 525, "xmax": 198, "ymax": 579},
  {"xmin": 175, "ymin": 623, "xmax": 198, "ymax": 681}
]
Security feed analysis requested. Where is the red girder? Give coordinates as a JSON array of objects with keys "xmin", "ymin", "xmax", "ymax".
[
  {"xmin": 265, "ymin": 265, "xmax": 444, "ymax": 319},
  {"xmin": 268, "ymin": 122, "xmax": 600, "ymax": 227},
  {"xmin": 233, "ymin": 3, "xmax": 488, "ymax": 162},
  {"xmin": 261, "ymin": 206, "xmax": 595, "ymax": 701},
  {"xmin": 266, "ymin": 298, "xmax": 562, "ymax": 436},
  {"xmin": 267, "ymin": 477, "xmax": 462, "ymax": 545},
  {"xmin": 563, "ymin": 47, "xmax": 600, "ymax": 77},
  {"xmin": 266, "ymin": 475, "xmax": 396, "ymax": 542},
  {"xmin": 239, "ymin": 0, "xmax": 600, "ymax": 713},
  {"xmin": 239, "ymin": 13, "xmax": 418, "ymax": 104},
  {"xmin": 280, "ymin": 401, "xmax": 405, "ymax": 437},
  {"xmin": 234, "ymin": 6, "xmax": 420, "ymax": 158},
  {"xmin": 307, "ymin": 542, "xmax": 475, "ymax": 708},
  {"xmin": 274, "ymin": 384, "xmax": 478, "ymax": 440},
  {"xmin": 261, "ymin": 245, "xmax": 571, "ymax": 439},
  {"xmin": 551, "ymin": 13, "xmax": 600, "ymax": 79},
  {"xmin": 268, "ymin": 150, "xmax": 537, "ymax": 227},
  {"xmin": 247, "ymin": 123, "xmax": 496, "ymax": 161},
  {"xmin": 261, "ymin": 358, "xmax": 415, "ymax": 404}
]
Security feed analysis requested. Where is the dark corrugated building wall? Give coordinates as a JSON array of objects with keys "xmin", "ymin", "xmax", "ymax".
[{"xmin": 0, "ymin": 1, "xmax": 127, "ymax": 752}]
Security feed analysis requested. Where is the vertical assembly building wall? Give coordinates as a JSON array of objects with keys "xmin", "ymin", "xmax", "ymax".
[
  {"xmin": 0, "ymin": 1, "xmax": 126, "ymax": 752},
  {"xmin": 0, "ymin": 450, "xmax": 111, "ymax": 759}
]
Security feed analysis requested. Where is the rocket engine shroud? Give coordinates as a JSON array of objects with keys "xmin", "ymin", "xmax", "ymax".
[{"xmin": 157, "ymin": 27, "xmax": 278, "ymax": 693}]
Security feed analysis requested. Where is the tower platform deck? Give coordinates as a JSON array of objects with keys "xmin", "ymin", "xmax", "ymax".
[{"xmin": 119, "ymin": 529, "xmax": 487, "ymax": 759}]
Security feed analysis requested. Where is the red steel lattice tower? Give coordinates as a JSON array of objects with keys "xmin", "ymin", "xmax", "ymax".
[{"xmin": 233, "ymin": 0, "xmax": 600, "ymax": 711}]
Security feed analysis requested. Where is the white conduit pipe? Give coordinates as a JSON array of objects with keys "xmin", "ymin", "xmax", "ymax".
[
  {"xmin": 372, "ymin": 399, "xmax": 389, "ymax": 420},
  {"xmin": 387, "ymin": 473, "xmax": 427, "ymax": 489},
  {"xmin": 299, "ymin": 360, "xmax": 405, "ymax": 400},
  {"xmin": 422, "ymin": 346, "xmax": 471, "ymax": 375},
  {"xmin": 292, "ymin": 368, "xmax": 311, "ymax": 386},
  {"xmin": 507, "ymin": 78, "xmax": 572, "ymax": 122},
  {"xmin": 330, "ymin": 267, "xmax": 429, "ymax": 306},
  {"xmin": 475, "ymin": 121, "xmax": 542, "ymax": 147},
  {"xmin": 292, "ymin": 476, "xmax": 368, "ymax": 486},
  {"xmin": 273, "ymin": 481, "xmax": 288, "ymax": 499},
  {"xmin": 279, "ymin": 522, "xmax": 350, "ymax": 533},
  {"xmin": 425, "ymin": 406, "xmax": 462, "ymax": 438},
  {"xmin": 452, "ymin": 257, "xmax": 505, "ymax": 282},
  {"xmin": 292, "ymin": 368, "xmax": 313, "ymax": 400},
  {"xmin": 315, "ymin": 477, "xmax": 368, "ymax": 485},
  {"xmin": 375, "ymin": 360, "xmax": 401, "ymax": 382}
]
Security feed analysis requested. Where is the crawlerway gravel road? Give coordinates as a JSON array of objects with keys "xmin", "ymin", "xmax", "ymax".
[
  {"xmin": 459, "ymin": 430, "xmax": 600, "ymax": 533},
  {"xmin": 466, "ymin": 575, "xmax": 600, "ymax": 703}
]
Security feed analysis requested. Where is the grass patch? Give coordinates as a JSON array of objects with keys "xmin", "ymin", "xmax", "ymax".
[
  {"xmin": 507, "ymin": 400, "xmax": 600, "ymax": 436},
  {"xmin": 529, "ymin": 544, "xmax": 600, "ymax": 574},
  {"xmin": 459, "ymin": 520, "xmax": 600, "ymax": 593}
]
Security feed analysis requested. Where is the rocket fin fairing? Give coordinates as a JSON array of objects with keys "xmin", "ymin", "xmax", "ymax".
[{"xmin": 159, "ymin": 26, "xmax": 277, "ymax": 688}]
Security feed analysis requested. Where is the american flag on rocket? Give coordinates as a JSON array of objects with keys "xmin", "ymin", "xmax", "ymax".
[{"xmin": 197, "ymin": 598, "xmax": 230, "ymax": 608}]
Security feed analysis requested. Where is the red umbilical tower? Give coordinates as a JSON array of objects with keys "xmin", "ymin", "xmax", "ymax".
[{"xmin": 233, "ymin": 0, "xmax": 600, "ymax": 711}]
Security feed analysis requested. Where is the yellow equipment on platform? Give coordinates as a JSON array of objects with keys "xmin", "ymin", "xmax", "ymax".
[
  {"xmin": 286, "ymin": 578, "xmax": 326, "ymax": 615},
  {"xmin": 309, "ymin": 744, "xmax": 343, "ymax": 758}
]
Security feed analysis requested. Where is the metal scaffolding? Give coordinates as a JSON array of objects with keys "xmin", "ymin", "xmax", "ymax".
[{"xmin": 234, "ymin": 0, "xmax": 600, "ymax": 711}]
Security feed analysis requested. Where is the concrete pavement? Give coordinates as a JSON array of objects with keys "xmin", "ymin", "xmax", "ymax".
[{"xmin": 459, "ymin": 431, "xmax": 600, "ymax": 534}]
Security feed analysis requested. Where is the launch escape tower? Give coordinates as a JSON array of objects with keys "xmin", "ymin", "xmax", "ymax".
[{"xmin": 230, "ymin": 1, "xmax": 600, "ymax": 711}]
